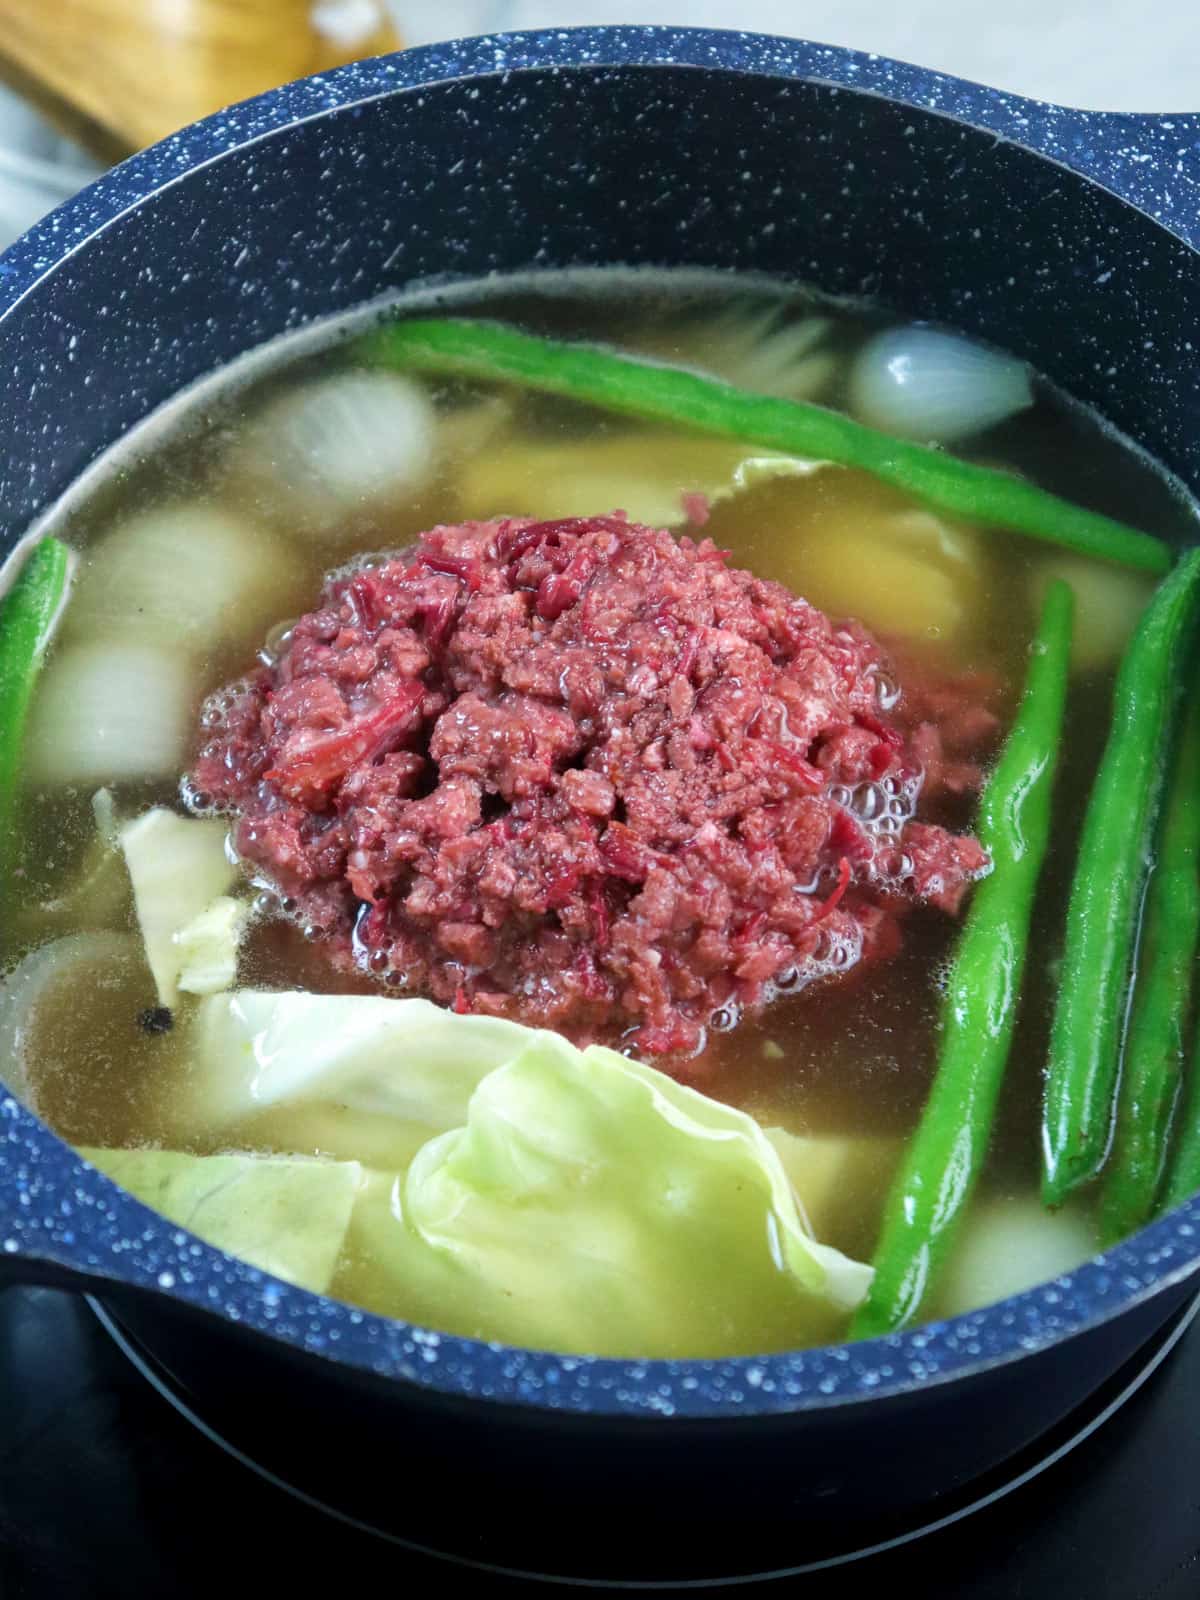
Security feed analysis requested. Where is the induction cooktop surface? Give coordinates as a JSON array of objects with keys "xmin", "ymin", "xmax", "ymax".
[{"xmin": 2, "ymin": 1284, "xmax": 1198, "ymax": 1598}]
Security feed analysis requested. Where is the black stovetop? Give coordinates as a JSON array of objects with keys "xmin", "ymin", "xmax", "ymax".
[{"xmin": 1, "ymin": 1286, "xmax": 1198, "ymax": 1598}]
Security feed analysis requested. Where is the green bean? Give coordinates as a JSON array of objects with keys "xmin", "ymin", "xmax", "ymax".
[
  {"xmin": 1098, "ymin": 691, "xmax": 1200, "ymax": 1242},
  {"xmin": 0, "ymin": 537, "xmax": 72, "ymax": 880},
  {"xmin": 1042, "ymin": 546, "xmax": 1200, "ymax": 1207},
  {"xmin": 1162, "ymin": 1008, "xmax": 1200, "ymax": 1213},
  {"xmin": 850, "ymin": 581, "xmax": 1074, "ymax": 1339},
  {"xmin": 363, "ymin": 318, "xmax": 1171, "ymax": 575}
]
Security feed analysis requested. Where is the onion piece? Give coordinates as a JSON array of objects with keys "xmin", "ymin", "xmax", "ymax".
[
  {"xmin": 24, "ymin": 640, "xmax": 195, "ymax": 784},
  {"xmin": 22, "ymin": 836, "xmax": 128, "ymax": 937},
  {"xmin": 435, "ymin": 393, "xmax": 512, "ymax": 460},
  {"xmin": 233, "ymin": 369, "xmax": 437, "ymax": 540},
  {"xmin": 91, "ymin": 787, "xmax": 118, "ymax": 845},
  {"xmin": 630, "ymin": 300, "xmax": 836, "ymax": 402},
  {"xmin": 0, "ymin": 932, "xmax": 139, "ymax": 1104},
  {"xmin": 848, "ymin": 326, "xmax": 1033, "ymax": 444},
  {"xmin": 66, "ymin": 504, "xmax": 286, "ymax": 656}
]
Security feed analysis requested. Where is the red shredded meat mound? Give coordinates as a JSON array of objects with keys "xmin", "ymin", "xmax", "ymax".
[{"xmin": 190, "ymin": 515, "xmax": 995, "ymax": 1057}]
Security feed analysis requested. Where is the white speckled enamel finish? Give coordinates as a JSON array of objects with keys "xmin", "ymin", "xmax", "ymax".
[{"xmin": 0, "ymin": 29, "xmax": 1198, "ymax": 1420}]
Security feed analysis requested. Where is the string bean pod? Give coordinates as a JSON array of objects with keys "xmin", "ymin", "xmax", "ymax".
[
  {"xmin": 0, "ymin": 537, "xmax": 72, "ymax": 881},
  {"xmin": 851, "ymin": 580, "xmax": 1074, "ymax": 1338},
  {"xmin": 1161, "ymin": 1016, "xmax": 1200, "ymax": 1213},
  {"xmin": 1098, "ymin": 690, "xmax": 1200, "ymax": 1241},
  {"xmin": 1042, "ymin": 546, "xmax": 1200, "ymax": 1207},
  {"xmin": 363, "ymin": 318, "xmax": 1171, "ymax": 574}
]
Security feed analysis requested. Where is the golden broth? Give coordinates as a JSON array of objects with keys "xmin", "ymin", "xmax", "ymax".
[{"xmin": 2, "ymin": 271, "xmax": 1193, "ymax": 1342}]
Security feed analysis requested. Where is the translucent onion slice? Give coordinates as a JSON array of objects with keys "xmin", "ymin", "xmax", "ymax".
[
  {"xmin": 629, "ymin": 299, "xmax": 837, "ymax": 403},
  {"xmin": 0, "ymin": 932, "xmax": 139, "ymax": 1105},
  {"xmin": 25, "ymin": 640, "xmax": 195, "ymax": 784},
  {"xmin": 233, "ymin": 369, "xmax": 437, "ymax": 539},
  {"xmin": 66, "ymin": 504, "xmax": 285, "ymax": 656},
  {"xmin": 20, "ymin": 835, "xmax": 128, "ymax": 938},
  {"xmin": 10, "ymin": 790, "xmax": 128, "ymax": 943},
  {"xmin": 848, "ymin": 326, "xmax": 1033, "ymax": 444}
]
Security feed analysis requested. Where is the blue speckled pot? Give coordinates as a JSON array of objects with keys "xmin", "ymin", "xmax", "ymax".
[{"xmin": 2, "ymin": 28, "xmax": 1200, "ymax": 1583}]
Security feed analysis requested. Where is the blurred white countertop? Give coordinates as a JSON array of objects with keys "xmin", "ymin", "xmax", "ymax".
[{"xmin": 391, "ymin": 0, "xmax": 1200, "ymax": 113}]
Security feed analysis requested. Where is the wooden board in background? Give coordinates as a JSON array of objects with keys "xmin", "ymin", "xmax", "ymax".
[{"xmin": 0, "ymin": 0, "xmax": 402, "ymax": 159}]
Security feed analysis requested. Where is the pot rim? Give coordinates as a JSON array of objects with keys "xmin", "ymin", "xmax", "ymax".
[{"xmin": 2, "ymin": 25, "xmax": 1199, "ymax": 1421}]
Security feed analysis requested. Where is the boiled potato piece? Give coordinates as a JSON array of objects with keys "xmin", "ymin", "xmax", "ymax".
[
  {"xmin": 936, "ymin": 1194, "xmax": 1097, "ymax": 1318},
  {"xmin": 768, "ymin": 471, "xmax": 987, "ymax": 644},
  {"xmin": 1031, "ymin": 555, "xmax": 1154, "ymax": 673},
  {"xmin": 458, "ymin": 431, "xmax": 820, "ymax": 528},
  {"xmin": 766, "ymin": 1127, "xmax": 901, "ymax": 1261}
]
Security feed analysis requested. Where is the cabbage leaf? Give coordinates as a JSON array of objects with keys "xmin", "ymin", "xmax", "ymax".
[
  {"xmin": 80, "ymin": 1146, "xmax": 363, "ymax": 1294},
  {"xmin": 120, "ymin": 809, "xmax": 238, "ymax": 1006},
  {"xmin": 175, "ymin": 896, "xmax": 251, "ymax": 996},
  {"xmin": 341, "ymin": 1032, "xmax": 872, "ymax": 1356},
  {"xmin": 184, "ymin": 991, "xmax": 540, "ymax": 1166},
  {"xmin": 167, "ymin": 992, "xmax": 872, "ymax": 1355}
]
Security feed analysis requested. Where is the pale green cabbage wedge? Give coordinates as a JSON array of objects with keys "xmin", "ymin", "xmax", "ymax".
[
  {"xmin": 341, "ymin": 1032, "xmax": 872, "ymax": 1357},
  {"xmin": 136, "ymin": 992, "xmax": 871, "ymax": 1355},
  {"xmin": 80, "ymin": 1146, "xmax": 362, "ymax": 1294},
  {"xmin": 178, "ymin": 991, "xmax": 544, "ymax": 1167}
]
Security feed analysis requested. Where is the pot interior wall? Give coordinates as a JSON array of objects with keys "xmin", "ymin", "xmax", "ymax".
[{"xmin": 2, "ymin": 64, "xmax": 1199, "ymax": 549}]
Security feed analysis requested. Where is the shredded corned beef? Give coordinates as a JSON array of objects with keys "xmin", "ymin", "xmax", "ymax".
[{"xmin": 190, "ymin": 515, "xmax": 994, "ymax": 1057}]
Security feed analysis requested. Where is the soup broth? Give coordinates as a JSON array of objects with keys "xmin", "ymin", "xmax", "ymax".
[{"xmin": 2, "ymin": 270, "xmax": 1196, "ymax": 1355}]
